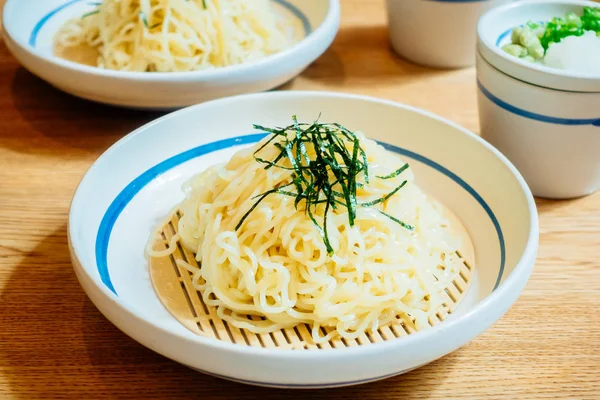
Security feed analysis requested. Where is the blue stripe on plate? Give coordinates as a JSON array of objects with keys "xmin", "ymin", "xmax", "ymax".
[
  {"xmin": 276, "ymin": 0, "xmax": 312, "ymax": 36},
  {"xmin": 95, "ymin": 134, "xmax": 267, "ymax": 294},
  {"xmin": 380, "ymin": 142, "xmax": 506, "ymax": 290},
  {"xmin": 478, "ymin": 81, "xmax": 600, "ymax": 126},
  {"xmin": 95, "ymin": 134, "xmax": 506, "ymax": 295},
  {"xmin": 29, "ymin": 0, "xmax": 82, "ymax": 47},
  {"xmin": 29, "ymin": 0, "xmax": 312, "ymax": 48},
  {"xmin": 496, "ymin": 26, "xmax": 515, "ymax": 47}
]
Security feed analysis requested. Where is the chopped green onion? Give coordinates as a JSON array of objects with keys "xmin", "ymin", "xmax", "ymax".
[
  {"xmin": 539, "ymin": 6, "xmax": 600, "ymax": 50},
  {"xmin": 503, "ymin": 6, "xmax": 600, "ymax": 60}
]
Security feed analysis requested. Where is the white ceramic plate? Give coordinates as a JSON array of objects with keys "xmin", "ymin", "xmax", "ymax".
[
  {"xmin": 68, "ymin": 91, "xmax": 539, "ymax": 388},
  {"xmin": 2, "ymin": 0, "xmax": 340, "ymax": 109}
]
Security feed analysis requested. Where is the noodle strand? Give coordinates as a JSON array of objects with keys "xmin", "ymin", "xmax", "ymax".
[
  {"xmin": 148, "ymin": 129, "xmax": 463, "ymax": 343},
  {"xmin": 55, "ymin": 0, "xmax": 290, "ymax": 72}
]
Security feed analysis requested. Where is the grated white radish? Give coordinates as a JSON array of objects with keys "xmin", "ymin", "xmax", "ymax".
[{"xmin": 543, "ymin": 30, "xmax": 600, "ymax": 74}]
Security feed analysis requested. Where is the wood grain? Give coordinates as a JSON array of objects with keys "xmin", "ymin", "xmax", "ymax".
[{"xmin": 0, "ymin": 0, "xmax": 599, "ymax": 398}]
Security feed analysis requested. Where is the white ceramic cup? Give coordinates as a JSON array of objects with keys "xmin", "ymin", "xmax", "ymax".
[
  {"xmin": 386, "ymin": 0, "xmax": 514, "ymax": 69},
  {"xmin": 477, "ymin": 0, "xmax": 600, "ymax": 199}
]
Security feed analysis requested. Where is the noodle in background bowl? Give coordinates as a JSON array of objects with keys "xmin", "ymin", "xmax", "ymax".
[
  {"xmin": 1, "ymin": 0, "xmax": 339, "ymax": 109},
  {"xmin": 68, "ymin": 91, "xmax": 539, "ymax": 388}
]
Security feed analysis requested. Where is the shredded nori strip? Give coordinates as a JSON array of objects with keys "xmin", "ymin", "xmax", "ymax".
[
  {"xmin": 139, "ymin": 11, "xmax": 149, "ymax": 28},
  {"xmin": 82, "ymin": 10, "xmax": 99, "ymax": 19},
  {"xmin": 237, "ymin": 117, "xmax": 414, "ymax": 255},
  {"xmin": 377, "ymin": 163, "xmax": 409, "ymax": 180}
]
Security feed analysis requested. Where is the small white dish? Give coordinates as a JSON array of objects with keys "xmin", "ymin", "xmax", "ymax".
[
  {"xmin": 477, "ymin": 0, "xmax": 600, "ymax": 199},
  {"xmin": 478, "ymin": 0, "xmax": 600, "ymax": 92},
  {"xmin": 386, "ymin": 0, "xmax": 514, "ymax": 69},
  {"xmin": 68, "ymin": 91, "xmax": 538, "ymax": 388},
  {"xmin": 2, "ymin": 0, "xmax": 340, "ymax": 109}
]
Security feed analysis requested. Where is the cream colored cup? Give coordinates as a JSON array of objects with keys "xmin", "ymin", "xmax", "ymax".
[{"xmin": 386, "ymin": 0, "xmax": 513, "ymax": 69}]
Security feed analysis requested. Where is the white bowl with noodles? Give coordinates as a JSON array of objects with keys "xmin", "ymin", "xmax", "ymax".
[
  {"xmin": 68, "ymin": 91, "xmax": 538, "ymax": 389},
  {"xmin": 1, "ymin": 0, "xmax": 340, "ymax": 109}
]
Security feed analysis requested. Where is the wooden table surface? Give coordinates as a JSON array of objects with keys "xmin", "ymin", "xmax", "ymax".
[{"xmin": 1, "ymin": 1, "xmax": 599, "ymax": 399}]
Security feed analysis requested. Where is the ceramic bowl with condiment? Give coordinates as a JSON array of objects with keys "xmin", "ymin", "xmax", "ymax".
[
  {"xmin": 386, "ymin": 0, "xmax": 514, "ymax": 69},
  {"xmin": 477, "ymin": 0, "xmax": 600, "ymax": 199}
]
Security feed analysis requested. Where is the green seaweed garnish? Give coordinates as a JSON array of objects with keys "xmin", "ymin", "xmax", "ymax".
[
  {"xmin": 235, "ymin": 117, "xmax": 414, "ymax": 255},
  {"xmin": 377, "ymin": 163, "xmax": 409, "ymax": 180},
  {"xmin": 140, "ymin": 11, "xmax": 149, "ymax": 28},
  {"xmin": 360, "ymin": 180, "xmax": 408, "ymax": 207},
  {"xmin": 377, "ymin": 210, "xmax": 414, "ymax": 231},
  {"xmin": 81, "ymin": 10, "xmax": 99, "ymax": 19}
]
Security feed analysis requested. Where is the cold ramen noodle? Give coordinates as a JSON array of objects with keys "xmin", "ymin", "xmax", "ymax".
[
  {"xmin": 147, "ymin": 118, "xmax": 470, "ymax": 344},
  {"xmin": 54, "ymin": 0, "xmax": 291, "ymax": 72}
]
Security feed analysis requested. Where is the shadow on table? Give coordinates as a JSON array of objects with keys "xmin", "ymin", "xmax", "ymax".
[
  {"xmin": 4, "ymin": 25, "xmax": 447, "ymax": 159},
  {"xmin": 4, "ymin": 68, "xmax": 160, "ymax": 158},
  {"xmin": 536, "ymin": 197, "xmax": 583, "ymax": 214},
  {"xmin": 0, "ymin": 226, "xmax": 459, "ymax": 399},
  {"xmin": 278, "ymin": 25, "xmax": 450, "ymax": 91}
]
